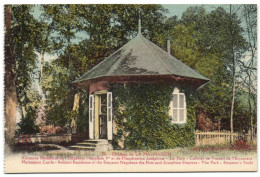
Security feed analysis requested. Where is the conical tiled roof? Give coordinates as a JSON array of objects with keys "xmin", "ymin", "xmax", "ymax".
[{"xmin": 73, "ymin": 34, "xmax": 209, "ymax": 83}]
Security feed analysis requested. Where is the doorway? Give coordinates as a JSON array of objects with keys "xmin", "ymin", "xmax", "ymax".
[
  {"xmin": 89, "ymin": 91, "xmax": 112, "ymax": 140},
  {"xmin": 98, "ymin": 94, "xmax": 107, "ymax": 139}
]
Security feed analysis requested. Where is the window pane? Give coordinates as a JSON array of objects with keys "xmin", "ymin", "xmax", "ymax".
[
  {"xmin": 172, "ymin": 108, "xmax": 178, "ymax": 121},
  {"xmin": 179, "ymin": 94, "xmax": 185, "ymax": 108},
  {"xmin": 172, "ymin": 94, "xmax": 178, "ymax": 108},
  {"xmin": 179, "ymin": 109, "xmax": 185, "ymax": 122}
]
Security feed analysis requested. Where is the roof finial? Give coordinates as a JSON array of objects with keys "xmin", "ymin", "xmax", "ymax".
[{"xmin": 138, "ymin": 6, "xmax": 141, "ymax": 35}]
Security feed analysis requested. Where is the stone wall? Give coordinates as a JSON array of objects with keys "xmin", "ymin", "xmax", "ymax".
[{"xmin": 14, "ymin": 133, "xmax": 88, "ymax": 145}]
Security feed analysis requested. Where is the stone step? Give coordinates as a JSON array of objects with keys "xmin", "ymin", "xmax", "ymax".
[
  {"xmin": 69, "ymin": 145, "xmax": 95, "ymax": 151},
  {"xmin": 76, "ymin": 142, "xmax": 97, "ymax": 147},
  {"xmin": 70, "ymin": 139, "xmax": 112, "ymax": 151},
  {"xmin": 84, "ymin": 139, "xmax": 108, "ymax": 142},
  {"xmin": 83, "ymin": 139, "xmax": 109, "ymax": 144}
]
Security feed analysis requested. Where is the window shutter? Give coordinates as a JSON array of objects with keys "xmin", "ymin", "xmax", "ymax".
[
  {"xmin": 172, "ymin": 94, "xmax": 178, "ymax": 108},
  {"xmin": 179, "ymin": 94, "xmax": 185, "ymax": 122},
  {"xmin": 107, "ymin": 92, "xmax": 113, "ymax": 140},
  {"xmin": 179, "ymin": 94, "xmax": 185, "ymax": 108},
  {"xmin": 89, "ymin": 95, "xmax": 94, "ymax": 139},
  {"xmin": 172, "ymin": 94, "xmax": 178, "ymax": 122},
  {"xmin": 171, "ymin": 88, "xmax": 187, "ymax": 124}
]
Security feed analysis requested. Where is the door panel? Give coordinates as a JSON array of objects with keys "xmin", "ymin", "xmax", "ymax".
[{"xmin": 99, "ymin": 94, "xmax": 107, "ymax": 139}]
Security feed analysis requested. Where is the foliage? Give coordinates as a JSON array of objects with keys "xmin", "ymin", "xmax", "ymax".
[
  {"xmin": 12, "ymin": 5, "xmax": 43, "ymax": 108},
  {"xmin": 39, "ymin": 125, "xmax": 64, "ymax": 135},
  {"xmin": 233, "ymin": 97, "xmax": 251, "ymax": 132},
  {"xmin": 11, "ymin": 5, "xmax": 47, "ymax": 135},
  {"xmin": 41, "ymin": 62, "xmax": 72, "ymax": 128},
  {"xmin": 154, "ymin": 6, "xmax": 248, "ymax": 130},
  {"xmin": 112, "ymin": 83, "xmax": 197, "ymax": 150},
  {"xmin": 230, "ymin": 139, "xmax": 253, "ymax": 151},
  {"xmin": 16, "ymin": 135, "xmax": 33, "ymax": 144},
  {"xmin": 76, "ymin": 93, "xmax": 89, "ymax": 133},
  {"xmin": 16, "ymin": 107, "xmax": 39, "ymax": 135}
]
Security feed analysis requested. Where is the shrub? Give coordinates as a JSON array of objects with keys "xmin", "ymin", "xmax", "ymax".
[
  {"xmin": 39, "ymin": 125, "xmax": 65, "ymax": 135},
  {"xmin": 76, "ymin": 93, "xmax": 89, "ymax": 133},
  {"xmin": 112, "ymin": 83, "xmax": 197, "ymax": 150},
  {"xmin": 230, "ymin": 139, "xmax": 252, "ymax": 151},
  {"xmin": 16, "ymin": 107, "xmax": 39, "ymax": 135},
  {"xmin": 16, "ymin": 134, "xmax": 33, "ymax": 144}
]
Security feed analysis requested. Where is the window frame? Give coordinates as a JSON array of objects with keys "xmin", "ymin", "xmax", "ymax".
[{"xmin": 170, "ymin": 88, "xmax": 187, "ymax": 124}]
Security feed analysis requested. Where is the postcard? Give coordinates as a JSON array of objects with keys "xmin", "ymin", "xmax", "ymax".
[{"xmin": 4, "ymin": 4, "xmax": 257, "ymax": 173}]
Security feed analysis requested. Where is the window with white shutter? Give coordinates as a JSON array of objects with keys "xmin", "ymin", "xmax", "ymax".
[{"xmin": 171, "ymin": 88, "xmax": 187, "ymax": 124}]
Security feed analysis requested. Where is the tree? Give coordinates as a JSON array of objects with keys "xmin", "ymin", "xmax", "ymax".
[
  {"xmin": 40, "ymin": 5, "xmax": 81, "ymax": 132},
  {"xmin": 158, "ymin": 6, "xmax": 247, "ymax": 133},
  {"xmin": 228, "ymin": 5, "xmax": 247, "ymax": 141},
  {"xmin": 4, "ymin": 5, "xmax": 17, "ymax": 144},
  {"xmin": 237, "ymin": 5, "xmax": 257, "ymax": 141},
  {"xmin": 11, "ymin": 5, "xmax": 45, "ymax": 135},
  {"xmin": 35, "ymin": 13, "xmax": 54, "ymax": 81}
]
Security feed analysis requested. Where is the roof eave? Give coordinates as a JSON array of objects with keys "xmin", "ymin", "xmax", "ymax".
[{"xmin": 73, "ymin": 74, "xmax": 210, "ymax": 90}]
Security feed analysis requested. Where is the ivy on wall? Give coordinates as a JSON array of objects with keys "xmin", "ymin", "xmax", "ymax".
[
  {"xmin": 112, "ymin": 83, "xmax": 197, "ymax": 150},
  {"xmin": 76, "ymin": 92, "xmax": 89, "ymax": 133}
]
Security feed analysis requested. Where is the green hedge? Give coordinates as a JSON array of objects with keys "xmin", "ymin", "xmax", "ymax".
[{"xmin": 112, "ymin": 83, "xmax": 196, "ymax": 150}]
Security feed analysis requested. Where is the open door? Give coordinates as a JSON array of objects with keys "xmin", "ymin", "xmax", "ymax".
[
  {"xmin": 89, "ymin": 95, "xmax": 94, "ymax": 139},
  {"xmin": 107, "ymin": 92, "xmax": 113, "ymax": 140},
  {"xmin": 99, "ymin": 94, "xmax": 107, "ymax": 139}
]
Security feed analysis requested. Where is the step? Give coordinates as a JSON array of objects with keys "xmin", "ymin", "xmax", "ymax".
[
  {"xmin": 83, "ymin": 139, "xmax": 109, "ymax": 144},
  {"xmin": 76, "ymin": 142, "xmax": 97, "ymax": 147},
  {"xmin": 84, "ymin": 139, "xmax": 108, "ymax": 142},
  {"xmin": 70, "ymin": 139, "xmax": 112, "ymax": 151},
  {"xmin": 69, "ymin": 145, "xmax": 95, "ymax": 150}
]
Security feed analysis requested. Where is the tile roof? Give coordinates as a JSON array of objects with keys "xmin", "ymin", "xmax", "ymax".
[{"xmin": 73, "ymin": 34, "xmax": 209, "ymax": 83}]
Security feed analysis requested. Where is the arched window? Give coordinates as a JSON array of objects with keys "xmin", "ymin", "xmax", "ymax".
[{"xmin": 170, "ymin": 88, "xmax": 187, "ymax": 124}]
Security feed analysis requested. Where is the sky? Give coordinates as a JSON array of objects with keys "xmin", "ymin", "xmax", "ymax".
[{"xmin": 163, "ymin": 4, "xmax": 210, "ymax": 17}]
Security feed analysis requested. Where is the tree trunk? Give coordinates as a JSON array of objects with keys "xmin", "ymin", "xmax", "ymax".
[
  {"xmin": 71, "ymin": 92, "xmax": 80, "ymax": 133},
  {"xmin": 40, "ymin": 50, "xmax": 45, "ymax": 81},
  {"xmin": 247, "ymin": 73, "xmax": 254, "ymax": 142},
  {"xmin": 229, "ymin": 5, "xmax": 236, "ymax": 143},
  {"xmin": 218, "ymin": 119, "xmax": 221, "ymax": 131},
  {"xmin": 5, "ymin": 5, "xmax": 17, "ymax": 144},
  {"xmin": 230, "ymin": 79, "xmax": 235, "ymax": 142}
]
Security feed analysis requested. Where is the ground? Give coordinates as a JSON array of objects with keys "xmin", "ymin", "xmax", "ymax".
[{"xmin": 5, "ymin": 144, "xmax": 257, "ymax": 158}]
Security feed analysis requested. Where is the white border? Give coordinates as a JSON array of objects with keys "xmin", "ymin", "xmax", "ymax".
[{"xmin": 0, "ymin": 1, "xmax": 259, "ymax": 177}]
